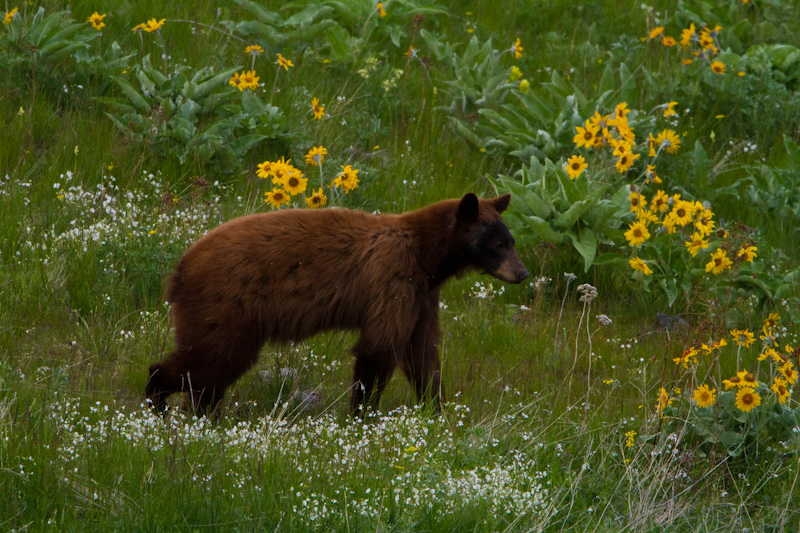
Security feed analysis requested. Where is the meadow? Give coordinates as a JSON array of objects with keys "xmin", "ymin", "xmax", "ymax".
[{"xmin": 2, "ymin": 0, "xmax": 800, "ymax": 530}]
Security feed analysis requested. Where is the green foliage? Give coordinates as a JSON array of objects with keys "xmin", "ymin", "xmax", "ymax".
[
  {"xmin": 494, "ymin": 157, "xmax": 629, "ymax": 273},
  {"xmin": 98, "ymin": 56, "xmax": 286, "ymax": 166}
]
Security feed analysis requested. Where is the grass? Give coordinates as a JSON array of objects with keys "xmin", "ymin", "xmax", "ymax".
[{"xmin": 2, "ymin": 0, "xmax": 800, "ymax": 530}]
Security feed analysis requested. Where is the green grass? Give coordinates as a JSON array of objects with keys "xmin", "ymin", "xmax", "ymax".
[{"xmin": 2, "ymin": 0, "xmax": 800, "ymax": 530}]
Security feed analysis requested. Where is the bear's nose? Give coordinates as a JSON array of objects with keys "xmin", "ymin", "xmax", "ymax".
[{"xmin": 516, "ymin": 268, "xmax": 530, "ymax": 283}]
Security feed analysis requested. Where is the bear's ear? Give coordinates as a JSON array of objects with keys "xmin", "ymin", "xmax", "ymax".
[
  {"xmin": 456, "ymin": 193, "xmax": 480, "ymax": 222},
  {"xmin": 492, "ymin": 193, "xmax": 511, "ymax": 213}
]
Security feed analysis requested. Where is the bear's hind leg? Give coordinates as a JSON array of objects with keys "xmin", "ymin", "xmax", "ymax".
[{"xmin": 402, "ymin": 305, "xmax": 444, "ymax": 411}]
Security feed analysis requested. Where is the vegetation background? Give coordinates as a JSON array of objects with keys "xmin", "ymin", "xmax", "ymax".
[{"xmin": 1, "ymin": 0, "xmax": 800, "ymax": 530}]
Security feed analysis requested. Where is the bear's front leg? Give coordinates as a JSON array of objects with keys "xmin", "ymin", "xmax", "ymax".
[{"xmin": 402, "ymin": 299, "xmax": 444, "ymax": 411}]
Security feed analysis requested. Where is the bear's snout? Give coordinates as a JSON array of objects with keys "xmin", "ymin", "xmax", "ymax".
[{"xmin": 492, "ymin": 255, "xmax": 529, "ymax": 284}]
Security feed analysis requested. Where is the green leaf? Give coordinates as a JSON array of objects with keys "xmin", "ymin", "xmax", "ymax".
[
  {"xmin": 693, "ymin": 140, "xmax": 708, "ymax": 183},
  {"xmin": 658, "ymin": 278, "xmax": 679, "ymax": 307},
  {"xmin": 500, "ymin": 178, "xmax": 551, "ymax": 219},
  {"xmin": 566, "ymin": 228, "xmax": 597, "ymax": 272},
  {"xmin": 619, "ymin": 62, "xmax": 636, "ymax": 103},
  {"xmin": 553, "ymin": 200, "xmax": 588, "ymax": 229},
  {"xmin": 523, "ymin": 216, "xmax": 568, "ymax": 244},
  {"xmin": 325, "ymin": 25, "xmax": 350, "ymax": 60},
  {"xmin": 114, "ymin": 77, "xmax": 151, "ymax": 113}
]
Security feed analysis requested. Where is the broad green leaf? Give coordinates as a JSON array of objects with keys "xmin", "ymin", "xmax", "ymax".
[
  {"xmin": 566, "ymin": 228, "xmax": 597, "ymax": 272},
  {"xmin": 115, "ymin": 77, "xmax": 151, "ymax": 113}
]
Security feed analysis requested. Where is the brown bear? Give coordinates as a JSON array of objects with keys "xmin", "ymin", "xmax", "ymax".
[{"xmin": 145, "ymin": 193, "xmax": 528, "ymax": 414}]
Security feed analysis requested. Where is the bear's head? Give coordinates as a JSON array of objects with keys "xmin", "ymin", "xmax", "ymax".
[{"xmin": 455, "ymin": 193, "xmax": 529, "ymax": 284}]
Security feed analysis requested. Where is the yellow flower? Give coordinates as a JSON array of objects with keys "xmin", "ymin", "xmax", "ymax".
[
  {"xmin": 304, "ymin": 146, "xmax": 327, "ymax": 167},
  {"xmin": 4, "ymin": 7, "xmax": 18, "ymax": 25},
  {"xmin": 145, "ymin": 18, "xmax": 166, "ymax": 33},
  {"xmin": 404, "ymin": 45, "xmax": 415, "ymax": 57},
  {"xmin": 661, "ymin": 36, "xmax": 677, "ymax": 47},
  {"xmin": 780, "ymin": 363, "xmax": 797, "ymax": 385},
  {"xmin": 722, "ymin": 375, "xmax": 742, "ymax": 390},
  {"xmin": 264, "ymin": 188, "xmax": 291, "ymax": 208},
  {"xmin": 624, "ymin": 221, "xmax": 650, "ymax": 247},
  {"xmin": 648, "ymin": 26, "xmax": 665, "ymax": 40},
  {"xmin": 685, "ymin": 232, "xmax": 709, "ymax": 257},
  {"xmin": 654, "ymin": 129, "xmax": 681, "ymax": 154},
  {"xmin": 730, "ymin": 328, "xmax": 756, "ymax": 348},
  {"xmin": 332, "ymin": 165, "xmax": 360, "ymax": 193},
  {"xmin": 693, "ymin": 384, "xmax": 716, "ymax": 408},
  {"xmin": 629, "ymin": 257, "xmax": 653, "ymax": 276},
  {"xmin": 680, "ymin": 23, "xmax": 696, "ymax": 48},
  {"xmin": 673, "ymin": 347, "xmax": 698, "ymax": 368},
  {"xmin": 615, "ymin": 149, "xmax": 639, "ymax": 173},
  {"xmin": 256, "ymin": 161, "xmax": 273, "ymax": 179},
  {"xmin": 131, "ymin": 23, "xmax": 148, "ymax": 32},
  {"xmin": 656, "ymin": 387, "xmax": 673, "ymax": 413},
  {"xmin": 710, "ymin": 60, "xmax": 726, "ymax": 74},
  {"xmin": 239, "ymin": 70, "xmax": 260, "ymax": 90},
  {"xmin": 701, "ymin": 338, "xmax": 727, "ymax": 354},
  {"xmin": 277, "ymin": 53, "xmax": 294, "ymax": 70},
  {"xmin": 518, "ymin": 79, "xmax": 530, "ymax": 93},
  {"xmin": 245, "ymin": 44, "xmax": 264, "ymax": 55},
  {"xmin": 283, "ymin": 170, "xmax": 308, "ymax": 196},
  {"xmin": 305, "ymin": 188, "xmax": 328, "ymax": 209},
  {"xmin": 269, "ymin": 156, "xmax": 293, "ymax": 185},
  {"xmin": 637, "ymin": 209, "xmax": 658, "ymax": 226},
  {"xmin": 508, "ymin": 66, "xmax": 523, "ymax": 82},
  {"xmin": 706, "ymin": 248, "xmax": 732, "ymax": 275},
  {"xmin": 735, "ymin": 387, "xmax": 761, "ymax": 413},
  {"xmin": 629, "ymin": 191, "xmax": 646, "ymax": 213},
  {"xmin": 566, "ymin": 155, "xmax": 587, "ymax": 180},
  {"xmin": 311, "ymin": 97, "xmax": 326, "ymax": 120},
  {"xmin": 650, "ymin": 190, "xmax": 669, "ymax": 212},
  {"xmin": 739, "ymin": 370, "xmax": 759, "ymax": 389},
  {"xmin": 666, "ymin": 200, "xmax": 695, "ymax": 227},
  {"xmin": 228, "ymin": 72, "xmax": 244, "ymax": 90},
  {"xmin": 682, "ymin": 58, "xmax": 693, "ymax": 65},
  {"xmin": 694, "ymin": 209, "xmax": 715, "ymax": 236},
  {"xmin": 624, "ymin": 430, "xmax": 636, "ymax": 448},
  {"xmin": 573, "ymin": 123, "xmax": 599, "ymax": 149},
  {"xmin": 377, "ymin": 3, "xmax": 387, "ymax": 17},
  {"xmin": 663, "ymin": 101, "xmax": 678, "ymax": 118},
  {"xmin": 512, "ymin": 38, "xmax": 523, "ymax": 59},
  {"xmin": 772, "ymin": 378, "xmax": 790, "ymax": 404},
  {"xmin": 737, "ymin": 244, "xmax": 757, "ymax": 262},
  {"xmin": 87, "ymin": 12, "xmax": 107, "ymax": 31}
]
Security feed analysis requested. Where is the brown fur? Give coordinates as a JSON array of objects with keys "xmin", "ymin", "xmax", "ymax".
[{"xmin": 145, "ymin": 193, "xmax": 528, "ymax": 414}]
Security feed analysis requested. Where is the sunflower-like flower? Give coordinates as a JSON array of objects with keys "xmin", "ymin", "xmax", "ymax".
[
  {"xmin": 264, "ymin": 188, "xmax": 291, "ymax": 209},
  {"xmin": 332, "ymin": 165, "xmax": 360, "ymax": 193},
  {"xmin": 680, "ymin": 23, "xmax": 696, "ymax": 48},
  {"xmin": 667, "ymin": 200, "xmax": 695, "ymax": 227},
  {"xmin": 629, "ymin": 257, "xmax": 653, "ymax": 276},
  {"xmin": 283, "ymin": 170, "xmax": 308, "ymax": 196},
  {"xmin": 305, "ymin": 188, "xmax": 328, "ymax": 209},
  {"xmin": 738, "ymin": 244, "xmax": 757, "ymax": 262},
  {"xmin": 276, "ymin": 53, "xmax": 294, "ymax": 70},
  {"xmin": 663, "ymin": 101, "xmax": 678, "ymax": 118},
  {"xmin": 624, "ymin": 221, "xmax": 650, "ymax": 247},
  {"xmin": 145, "ymin": 18, "xmax": 166, "ymax": 32},
  {"xmin": 650, "ymin": 190, "xmax": 669, "ymax": 212},
  {"xmin": 673, "ymin": 347, "xmax": 699, "ymax": 368},
  {"xmin": 648, "ymin": 26, "xmax": 665, "ymax": 40},
  {"xmin": 662, "ymin": 36, "xmax": 677, "ymax": 47},
  {"xmin": 684, "ymin": 232, "xmax": 709, "ymax": 257},
  {"xmin": 656, "ymin": 387, "xmax": 673, "ymax": 413},
  {"xmin": 311, "ymin": 97, "xmax": 326, "ymax": 120},
  {"xmin": 780, "ymin": 363, "xmax": 797, "ymax": 385},
  {"xmin": 693, "ymin": 384, "xmax": 716, "ymax": 408},
  {"xmin": 573, "ymin": 122, "xmax": 599, "ymax": 149},
  {"xmin": 256, "ymin": 160, "xmax": 273, "ymax": 179},
  {"xmin": 710, "ymin": 60, "xmax": 726, "ymax": 75},
  {"xmin": 706, "ymin": 248, "xmax": 732, "ymax": 275},
  {"xmin": 735, "ymin": 387, "xmax": 761, "ymax": 413},
  {"xmin": 615, "ymin": 149, "xmax": 639, "ymax": 174},
  {"xmin": 4, "ymin": 7, "xmax": 19, "ymax": 25},
  {"xmin": 239, "ymin": 70, "xmax": 260, "ymax": 90},
  {"xmin": 131, "ymin": 22, "xmax": 148, "ymax": 32},
  {"xmin": 87, "ymin": 12, "xmax": 106, "ymax": 31},
  {"xmin": 722, "ymin": 375, "xmax": 742, "ymax": 390},
  {"xmin": 566, "ymin": 155, "xmax": 587, "ymax": 180},
  {"xmin": 654, "ymin": 129, "xmax": 681, "ymax": 154},
  {"xmin": 270, "ymin": 157, "xmax": 293, "ymax": 185},
  {"xmin": 245, "ymin": 44, "xmax": 263, "ymax": 55},
  {"xmin": 228, "ymin": 72, "xmax": 244, "ymax": 90},
  {"xmin": 511, "ymin": 38, "xmax": 523, "ymax": 59},
  {"xmin": 304, "ymin": 146, "xmax": 327, "ymax": 167},
  {"xmin": 376, "ymin": 3, "xmax": 387, "ymax": 17},
  {"xmin": 694, "ymin": 209, "xmax": 715, "ymax": 236},
  {"xmin": 772, "ymin": 378, "xmax": 790, "ymax": 404},
  {"xmin": 730, "ymin": 328, "xmax": 756, "ymax": 348}
]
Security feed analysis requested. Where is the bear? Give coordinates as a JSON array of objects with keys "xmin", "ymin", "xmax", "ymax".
[{"xmin": 145, "ymin": 193, "xmax": 529, "ymax": 414}]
